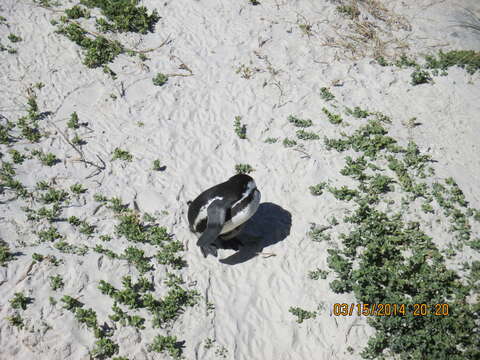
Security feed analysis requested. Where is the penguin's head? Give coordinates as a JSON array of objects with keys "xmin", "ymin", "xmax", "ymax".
[
  {"xmin": 228, "ymin": 173, "xmax": 254, "ymax": 183},
  {"xmin": 228, "ymin": 174, "xmax": 257, "ymax": 198}
]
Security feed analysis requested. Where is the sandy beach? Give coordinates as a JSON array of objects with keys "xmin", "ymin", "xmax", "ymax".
[{"xmin": 1, "ymin": 0, "xmax": 480, "ymax": 359}]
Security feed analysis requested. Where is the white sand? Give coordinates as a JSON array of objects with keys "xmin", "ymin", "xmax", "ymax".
[{"xmin": 1, "ymin": 0, "xmax": 480, "ymax": 359}]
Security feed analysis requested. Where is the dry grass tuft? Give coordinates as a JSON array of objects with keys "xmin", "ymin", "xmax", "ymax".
[
  {"xmin": 322, "ymin": 0, "xmax": 412, "ymax": 61},
  {"xmin": 452, "ymin": 8, "xmax": 480, "ymax": 34}
]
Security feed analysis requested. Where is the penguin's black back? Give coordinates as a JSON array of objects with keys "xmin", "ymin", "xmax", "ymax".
[{"xmin": 187, "ymin": 174, "xmax": 255, "ymax": 233}]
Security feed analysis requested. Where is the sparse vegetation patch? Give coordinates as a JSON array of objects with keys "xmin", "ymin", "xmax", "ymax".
[
  {"xmin": 79, "ymin": 0, "xmax": 160, "ymax": 34},
  {"xmin": 50, "ymin": 0, "xmax": 160, "ymax": 70},
  {"xmin": 0, "ymin": 240, "xmax": 16, "ymax": 266},
  {"xmin": 111, "ymin": 148, "xmax": 133, "ymax": 162},
  {"xmin": 287, "ymin": 115, "xmax": 312, "ymax": 128},
  {"xmin": 152, "ymin": 73, "xmax": 168, "ymax": 86},
  {"xmin": 307, "ymin": 107, "xmax": 480, "ymax": 359},
  {"xmin": 289, "ymin": 306, "xmax": 316, "ymax": 323},
  {"xmin": 377, "ymin": 50, "xmax": 480, "ymax": 85},
  {"xmin": 235, "ymin": 164, "xmax": 254, "ymax": 174},
  {"xmin": 234, "ymin": 116, "xmax": 247, "ymax": 139}
]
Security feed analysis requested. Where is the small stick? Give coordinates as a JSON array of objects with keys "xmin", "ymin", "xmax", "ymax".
[
  {"xmin": 292, "ymin": 147, "xmax": 311, "ymax": 159},
  {"xmin": 256, "ymin": 252, "xmax": 277, "ymax": 258},
  {"xmin": 16, "ymin": 261, "xmax": 36, "ymax": 284},
  {"xmin": 165, "ymin": 73, "xmax": 194, "ymax": 78},
  {"xmin": 48, "ymin": 120, "xmax": 106, "ymax": 177}
]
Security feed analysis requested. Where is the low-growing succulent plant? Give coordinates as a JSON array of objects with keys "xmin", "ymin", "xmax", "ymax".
[
  {"xmin": 308, "ymin": 268, "xmax": 328, "ymax": 280},
  {"xmin": 322, "ymin": 107, "xmax": 342, "ymax": 124},
  {"xmin": 319, "ymin": 87, "xmax": 335, "ymax": 101},
  {"xmin": 264, "ymin": 137, "xmax": 278, "ymax": 144},
  {"xmin": 296, "ymin": 129, "xmax": 319, "ymax": 140},
  {"xmin": 8, "ymin": 33, "xmax": 22, "ymax": 43},
  {"xmin": 152, "ymin": 73, "xmax": 168, "ymax": 86},
  {"xmin": 0, "ymin": 240, "xmax": 15, "ymax": 266},
  {"xmin": 111, "ymin": 148, "xmax": 133, "ymax": 162},
  {"xmin": 282, "ymin": 138, "xmax": 297, "ymax": 148},
  {"xmin": 235, "ymin": 163, "xmax": 254, "ymax": 174},
  {"xmin": 10, "ymin": 292, "xmax": 33, "ymax": 310},
  {"xmin": 234, "ymin": 116, "xmax": 247, "ymax": 139},
  {"xmin": 50, "ymin": 274, "xmax": 65, "ymax": 291},
  {"xmin": 288, "ymin": 306, "xmax": 316, "ymax": 323},
  {"xmin": 148, "ymin": 335, "xmax": 183, "ymax": 359},
  {"xmin": 288, "ymin": 115, "xmax": 312, "ymax": 128},
  {"xmin": 410, "ymin": 68, "xmax": 432, "ymax": 85},
  {"xmin": 7, "ymin": 313, "xmax": 24, "ymax": 329}
]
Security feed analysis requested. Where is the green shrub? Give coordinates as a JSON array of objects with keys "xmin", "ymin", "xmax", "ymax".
[
  {"xmin": 67, "ymin": 112, "xmax": 80, "ymax": 129},
  {"xmin": 35, "ymin": 152, "xmax": 59, "ymax": 166},
  {"xmin": 319, "ymin": 87, "xmax": 334, "ymax": 101},
  {"xmin": 70, "ymin": 183, "xmax": 87, "ymax": 194},
  {"xmin": 10, "ymin": 292, "xmax": 33, "ymax": 310},
  {"xmin": 61, "ymin": 295, "xmax": 84, "ymax": 311},
  {"xmin": 336, "ymin": 5, "xmax": 360, "ymax": 19},
  {"xmin": 308, "ymin": 226, "xmax": 331, "ymax": 242},
  {"xmin": 54, "ymin": 240, "xmax": 89, "ymax": 255},
  {"xmin": 50, "ymin": 275, "xmax": 65, "ymax": 290},
  {"xmin": 32, "ymin": 253, "xmax": 45, "ymax": 262},
  {"xmin": 0, "ymin": 120, "xmax": 15, "ymax": 144},
  {"xmin": 8, "ymin": 150, "xmax": 26, "ymax": 164},
  {"xmin": 152, "ymin": 159, "xmax": 165, "ymax": 171},
  {"xmin": 39, "ymin": 188, "xmax": 68, "ymax": 203},
  {"xmin": 296, "ymin": 129, "xmax": 319, "ymax": 140},
  {"xmin": 152, "ymin": 73, "xmax": 168, "ymax": 86},
  {"xmin": 321, "ymin": 116, "xmax": 480, "ymax": 358},
  {"xmin": 156, "ymin": 240, "xmax": 186, "ymax": 269},
  {"xmin": 234, "ymin": 116, "xmax": 247, "ymax": 139},
  {"xmin": 282, "ymin": 138, "xmax": 297, "ymax": 148},
  {"xmin": 38, "ymin": 226, "xmax": 63, "ymax": 242},
  {"xmin": 410, "ymin": 69, "xmax": 432, "ymax": 85},
  {"xmin": 288, "ymin": 307, "xmax": 316, "ymax": 323},
  {"xmin": 308, "ymin": 268, "xmax": 328, "ymax": 280},
  {"xmin": 65, "ymin": 5, "xmax": 90, "ymax": 19},
  {"xmin": 148, "ymin": 335, "xmax": 182, "ymax": 359},
  {"xmin": 235, "ymin": 163, "xmax": 254, "ymax": 174},
  {"xmin": 91, "ymin": 338, "xmax": 119, "ymax": 358},
  {"xmin": 395, "ymin": 54, "xmax": 418, "ymax": 68},
  {"xmin": 322, "ymin": 107, "xmax": 342, "ymax": 124},
  {"xmin": 8, "ymin": 33, "xmax": 22, "ymax": 43},
  {"xmin": 80, "ymin": 0, "xmax": 160, "ymax": 34},
  {"xmin": 56, "ymin": 23, "xmax": 123, "ymax": 68},
  {"xmin": 84, "ymin": 36, "xmax": 123, "ymax": 68},
  {"xmin": 111, "ymin": 148, "xmax": 132, "ymax": 162},
  {"xmin": 287, "ymin": 115, "xmax": 312, "ymax": 128},
  {"xmin": 93, "ymin": 244, "xmax": 118, "ymax": 258},
  {"xmin": 75, "ymin": 308, "xmax": 98, "ymax": 329},
  {"xmin": 324, "ymin": 118, "xmax": 399, "ymax": 159},
  {"xmin": 424, "ymin": 50, "xmax": 480, "ymax": 75},
  {"xmin": 7, "ymin": 313, "xmax": 24, "ymax": 329},
  {"xmin": 0, "ymin": 240, "xmax": 15, "ymax": 266},
  {"xmin": 346, "ymin": 106, "xmax": 369, "ymax": 118},
  {"xmin": 121, "ymin": 246, "xmax": 152, "ymax": 273},
  {"xmin": 309, "ymin": 182, "xmax": 327, "ymax": 196}
]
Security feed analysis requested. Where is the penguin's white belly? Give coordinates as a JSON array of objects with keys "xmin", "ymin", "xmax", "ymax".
[{"xmin": 220, "ymin": 189, "xmax": 260, "ymax": 235}]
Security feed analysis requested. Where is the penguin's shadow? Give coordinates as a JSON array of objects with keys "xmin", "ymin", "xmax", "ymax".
[{"xmin": 219, "ymin": 202, "xmax": 292, "ymax": 265}]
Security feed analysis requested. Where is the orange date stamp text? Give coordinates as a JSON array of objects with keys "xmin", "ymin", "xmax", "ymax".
[{"xmin": 332, "ymin": 303, "xmax": 449, "ymax": 316}]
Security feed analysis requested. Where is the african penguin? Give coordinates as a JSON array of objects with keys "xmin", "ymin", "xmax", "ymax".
[{"xmin": 187, "ymin": 174, "xmax": 261, "ymax": 258}]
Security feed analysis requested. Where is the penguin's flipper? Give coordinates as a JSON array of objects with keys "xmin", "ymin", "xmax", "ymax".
[
  {"xmin": 200, "ymin": 244, "xmax": 218, "ymax": 258},
  {"xmin": 197, "ymin": 199, "xmax": 229, "ymax": 257}
]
